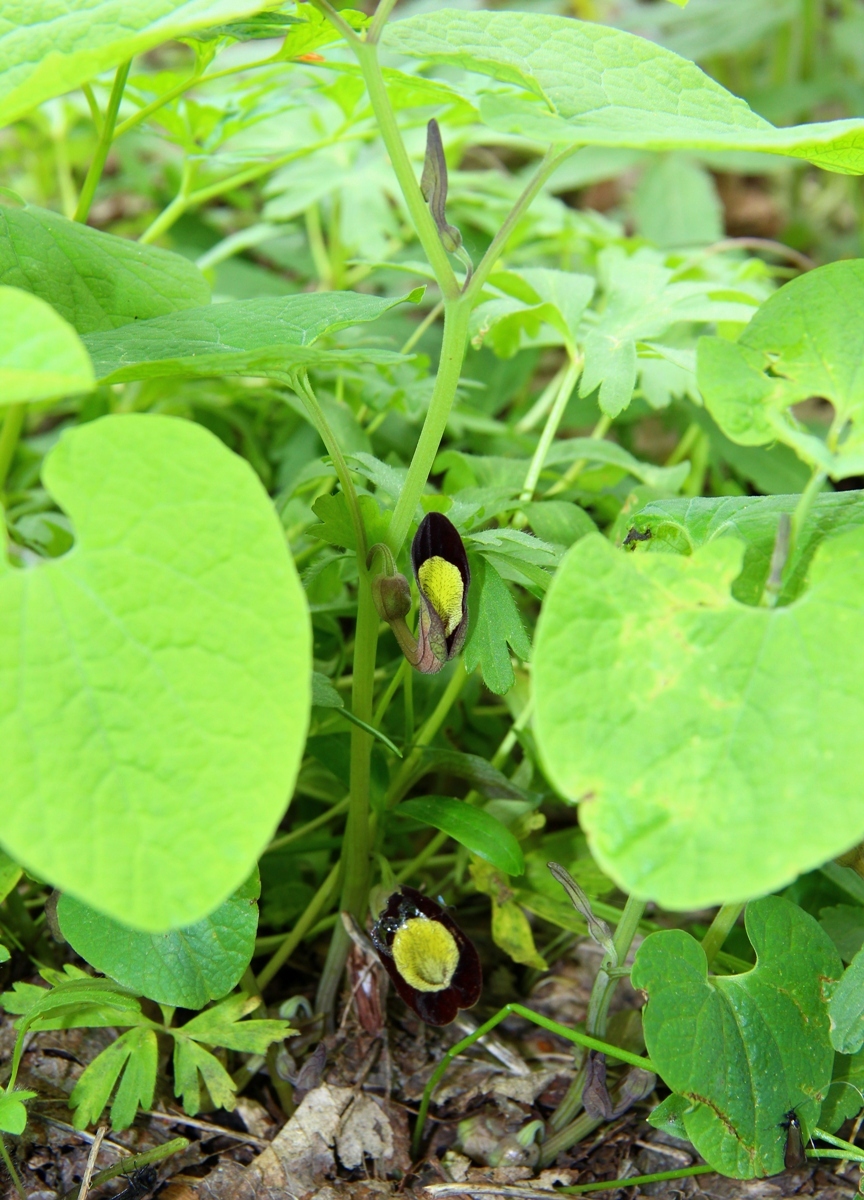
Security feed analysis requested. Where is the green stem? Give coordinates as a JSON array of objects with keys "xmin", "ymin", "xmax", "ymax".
[
  {"xmin": 787, "ymin": 465, "xmax": 826, "ymax": 568},
  {"xmin": 547, "ymin": 894, "xmax": 647, "ymax": 1141},
  {"xmin": 367, "ymin": 0, "xmax": 400, "ymax": 42},
  {"xmin": 701, "ymin": 903, "xmax": 744, "ymax": 969},
  {"xmin": 81, "ymin": 83, "xmax": 102, "ymax": 134},
  {"xmin": 0, "ymin": 1137, "xmax": 25, "ymax": 1200},
  {"xmin": 544, "ymin": 413, "xmax": 613, "ymax": 497},
  {"xmin": 386, "ymin": 659, "xmax": 468, "ymax": 807},
  {"xmin": 401, "ymin": 299, "xmax": 444, "ymax": 355},
  {"xmin": 257, "ymin": 864, "xmax": 340, "ymax": 991},
  {"xmin": 263, "ymin": 796, "xmax": 350, "ymax": 855},
  {"xmin": 353, "ymin": 40, "xmax": 459, "ymax": 299},
  {"xmin": 515, "ymin": 365, "xmax": 566, "ymax": 435},
  {"xmin": 62, "ymin": 1138, "xmax": 188, "ymax": 1200},
  {"xmin": 314, "ymin": 579, "xmax": 380, "ymax": 1017},
  {"xmin": 308, "ymin": 0, "xmax": 360, "ymax": 45},
  {"xmin": 74, "ymin": 60, "xmax": 130, "ymax": 223},
  {"xmin": 519, "ymin": 354, "xmax": 581, "ymax": 502},
  {"xmin": 560, "ymin": 1165, "xmax": 717, "ymax": 1194},
  {"xmin": 387, "ymin": 299, "xmax": 471, "ymax": 554},
  {"xmin": 463, "ymin": 146, "xmax": 579, "ymax": 305},
  {"xmin": 139, "ymin": 158, "xmax": 195, "ymax": 245},
  {"xmin": 412, "ymin": 1002, "xmax": 654, "ymax": 1158},
  {"xmin": 0, "ymin": 405, "xmax": 26, "ymax": 491}
]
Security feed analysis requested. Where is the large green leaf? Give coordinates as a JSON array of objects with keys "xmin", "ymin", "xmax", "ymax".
[
  {"xmin": 632, "ymin": 896, "xmax": 840, "ymax": 1178},
  {"xmin": 533, "ymin": 527, "xmax": 864, "ymax": 909},
  {"xmin": 0, "ymin": 0, "xmax": 275, "ymax": 127},
  {"xmin": 0, "ymin": 286, "xmax": 94, "ymax": 405},
  {"xmin": 82, "ymin": 290, "xmax": 422, "ymax": 383},
  {"xmin": 57, "ymin": 872, "xmax": 260, "ymax": 1009},
  {"xmin": 0, "ymin": 202, "xmax": 210, "ymax": 334},
  {"xmin": 626, "ymin": 491, "xmax": 864, "ymax": 605},
  {"xmin": 385, "ymin": 10, "xmax": 864, "ymax": 173},
  {"xmin": 698, "ymin": 261, "xmax": 864, "ymax": 478},
  {"xmin": 0, "ymin": 414, "xmax": 310, "ymax": 931}
]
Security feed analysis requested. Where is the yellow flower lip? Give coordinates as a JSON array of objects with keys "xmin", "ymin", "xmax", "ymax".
[
  {"xmin": 418, "ymin": 556, "xmax": 464, "ymax": 636},
  {"xmin": 411, "ymin": 512, "xmax": 471, "ymax": 674},
  {"xmin": 392, "ymin": 916, "xmax": 459, "ymax": 992}
]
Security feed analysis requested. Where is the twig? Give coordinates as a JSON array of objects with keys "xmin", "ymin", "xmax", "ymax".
[
  {"xmin": 140, "ymin": 1109, "xmax": 270, "ymax": 1148},
  {"xmin": 79, "ymin": 1125, "xmax": 107, "ymax": 1200}
]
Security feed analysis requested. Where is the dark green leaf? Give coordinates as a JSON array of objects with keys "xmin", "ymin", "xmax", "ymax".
[
  {"xmin": 399, "ymin": 796, "xmax": 525, "ymax": 876},
  {"xmin": 463, "ymin": 555, "xmax": 531, "ymax": 695}
]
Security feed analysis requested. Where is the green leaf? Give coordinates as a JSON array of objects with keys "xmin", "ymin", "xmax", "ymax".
[
  {"xmin": 82, "ymin": 291, "xmax": 422, "ymax": 384},
  {"xmin": 820, "ymin": 905, "xmax": 864, "ymax": 965},
  {"xmin": 70, "ymin": 1026, "xmax": 157, "ymax": 1131},
  {"xmin": 533, "ymin": 526, "xmax": 864, "ymax": 909},
  {"xmin": 491, "ymin": 898, "xmax": 546, "ymax": 969},
  {"xmin": 56, "ymin": 872, "xmax": 261, "ymax": 1009},
  {"xmin": 631, "ymin": 896, "xmax": 841, "ymax": 1178},
  {"xmin": 309, "ymin": 493, "xmax": 391, "ymax": 553},
  {"xmin": 543, "ymin": 438, "xmax": 690, "ymax": 492},
  {"xmin": 627, "ymin": 491, "xmax": 864, "ymax": 605},
  {"xmin": 698, "ymin": 262, "xmax": 864, "ymax": 477},
  {"xmin": 385, "ymin": 11, "xmax": 864, "ymax": 173},
  {"xmin": 3, "ymin": 977, "xmax": 142, "ymax": 1027},
  {"xmin": 647, "ymin": 1094, "xmax": 690, "ymax": 1140},
  {"xmin": 631, "ymin": 155, "xmax": 723, "ymax": 247},
  {"xmin": 311, "ymin": 672, "xmax": 344, "ymax": 709},
  {"xmin": 0, "ymin": 1090, "xmax": 35, "ymax": 1135},
  {"xmin": 463, "ymin": 555, "xmax": 531, "ymax": 695},
  {"xmin": 522, "ymin": 501, "xmax": 597, "ymax": 548},
  {"xmin": 0, "ymin": 202, "xmax": 210, "ymax": 334},
  {"xmin": 0, "ymin": 851, "xmax": 22, "ymax": 907},
  {"xmin": 820, "ymin": 1048, "xmax": 864, "ymax": 1133},
  {"xmin": 172, "ymin": 1038, "xmax": 236, "ymax": 1114},
  {"xmin": 827, "ymin": 944, "xmax": 864, "ymax": 1054},
  {"xmin": 0, "ymin": 414, "xmax": 310, "ymax": 931},
  {"xmin": 0, "ymin": 0, "xmax": 279, "ymax": 127},
  {"xmin": 471, "ymin": 269, "xmax": 594, "ymax": 355},
  {"xmin": 0, "ymin": 286, "xmax": 94, "ymax": 406},
  {"xmin": 178, "ymin": 991, "xmax": 291, "ymax": 1053},
  {"xmin": 399, "ymin": 796, "xmax": 525, "ymax": 876}
]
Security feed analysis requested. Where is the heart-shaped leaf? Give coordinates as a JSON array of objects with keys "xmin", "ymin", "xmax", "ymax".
[
  {"xmin": 631, "ymin": 896, "xmax": 841, "ymax": 1178},
  {"xmin": 0, "ymin": 286, "xmax": 94, "ymax": 406},
  {"xmin": 57, "ymin": 872, "xmax": 260, "ymax": 1009},
  {"xmin": 533, "ymin": 527, "xmax": 864, "ymax": 908},
  {"xmin": 0, "ymin": 414, "xmax": 310, "ymax": 930},
  {"xmin": 399, "ymin": 796, "xmax": 525, "ymax": 876}
]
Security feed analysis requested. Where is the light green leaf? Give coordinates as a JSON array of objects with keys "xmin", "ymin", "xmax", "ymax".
[
  {"xmin": 533, "ymin": 526, "xmax": 864, "ymax": 909},
  {"xmin": 827, "ymin": 945, "xmax": 864, "ymax": 1054},
  {"xmin": 627, "ymin": 491, "xmax": 864, "ymax": 606},
  {"xmin": 178, "ymin": 991, "xmax": 291, "ymax": 1053},
  {"xmin": 0, "ymin": 286, "xmax": 94, "ymax": 406},
  {"xmin": 471, "ymin": 269, "xmax": 594, "ymax": 356},
  {"xmin": 0, "ymin": 851, "xmax": 22, "ymax": 907},
  {"xmin": 0, "ymin": 202, "xmax": 210, "ymax": 334},
  {"xmin": 309, "ymin": 492, "xmax": 391, "ymax": 553},
  {"xmin": 57, "ymin": 872, "xmax": 260, "ymax": 1009},
  {"xmin": 0, "ymin": 414, "xmax": 310, "ymax": 931},
  {"xmin": 698, "ymin": 261, "xmax": 864, "ymax": 477},
  {"xmin": 82, "ymin": 291, "xmax": 421, "ymax": 383},
  {"xmin": 463, "ymin": 555, "xmax": 531, "ymax": 696},
  {"xmin": 491, "ymin": 898, "xmax": 546, "ymax": 969},
  {"xmin": 399, "ymin": 796, "xmax": 525, "ymax": 876},
  {"xmin": 522, "ymin": 500, "xmax": 597, "ymax": 548},
  {"xmin": 632, "ymin": 155, "xmax": 723, "ymax": 247},
  {"xmin": 385, "ymin": 11, "xmax": 864, "ymax": 173},
  {"xmin": 69, "ymin": 1026, "xmax": 156, "ymax": 1130},
  {"xmin": 173, "ymin": 1038, "xmax": 236, "ymax": 1114},
  {"xmin": 0, "ymin": 1090, "xmax": 35, "ymax": 1135},
  {"xmin": 632, "ymin": 897, "xmax": 840, "ymax": 1178},
  {"xmin": 544, "ymin": 437, "xmax": 690, "ymax": 492},
  {"xmin": 0, "ymin": 0, "xmax": 279, "ymax": 128}
]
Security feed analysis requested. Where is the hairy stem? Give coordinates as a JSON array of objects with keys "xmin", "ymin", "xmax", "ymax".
[{"xmin": 74, "ymin": 61, "xmax": 131, "ymax": 223}]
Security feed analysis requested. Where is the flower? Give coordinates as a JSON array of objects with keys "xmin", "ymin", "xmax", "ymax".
[
  {"xmin": 371, "ymin": 886, "xmax": 482, "ymax": 1026},
  {"xmin": 411, "ymin": 512, "xmax": 470, "ymax": 674}
]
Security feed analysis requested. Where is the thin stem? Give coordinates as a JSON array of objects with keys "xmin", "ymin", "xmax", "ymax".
[
  {"xmin": 0, "ymin": 405, "xmax": 26, "ymax": 491},
  {"xmin": 139, "ymin": 158, "xmax": 195, "ymax": 245},
  {"xmin": 263, "ymin": 797, "xmax": 350, "ymax": 855},
  {"xmin": 519, "ymin": 354, "xmax": 581, "ymax": 502},
  {"xmin": 560, "ymin": 1165, "xmax": 717, "ymax": 1194},
  {"xmin": 372, "ymin": 659, "xmax": 408, "ymax": 726},
  {"xmin": 387, "ymin": 299, "xmax": 472, "ymax": 554},
  {"xmin": 787, "ymin": 465, "xmax": 826, "ymax": 569},
  {"xmin": 515, "ymin": 365, "xmax": 566, "ymax": 435},
  {"xmin": 353, "ymin": 39, "xmax": 459, "ymax": 299},
  {"xmin": 367, "ymin": 0, "xmax": 400, "ymax": 43},
  {"xmin": 412, "ymin": 1001, "xmax": 654, "ymax": 1158},
  {"xmin": 386, "ymin": 659, "xmax": 468, "ymax": 807},
  {"xmin": 0, "ymin": 1138, "xmax": 26, "ymax": 1200},
  {"xmin": 314, "ymin": 579, "xmax": 380, "ymax": 1017},
  {"xmin": 256, "ymin": 864, "xmax": 340, "ymax": 991},
  {"xmin": 74, "ymin": 61, "xmax": 131, "ymax": 223},
  {"xmin": 308, "ymin": 0, "xmax": 361, "ymax": 45},
  {"xmin": 701, "ymin": 903, "xmax": 745, "ymax": 969},
  {"xmin": 62, "ymin": 1139, "xmax": 188, "ymax": 1200},
  {"xmin": 293, "ymin": 373, "xmax": 367, "ymax": 562},
  {"xmin": 463, "ymin": 145, "xmax": 579, "ymax": 305},
  {"xmin": 544, "ymin": 412, "xmax": 613, "ymax": 498},
  {"xmin": 81, "ymin": 83, "xmax": 102, "ymax": 134},
  {"xmin": 401, "ymin": 299, "xmax": 444, "ymax": 355}
]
